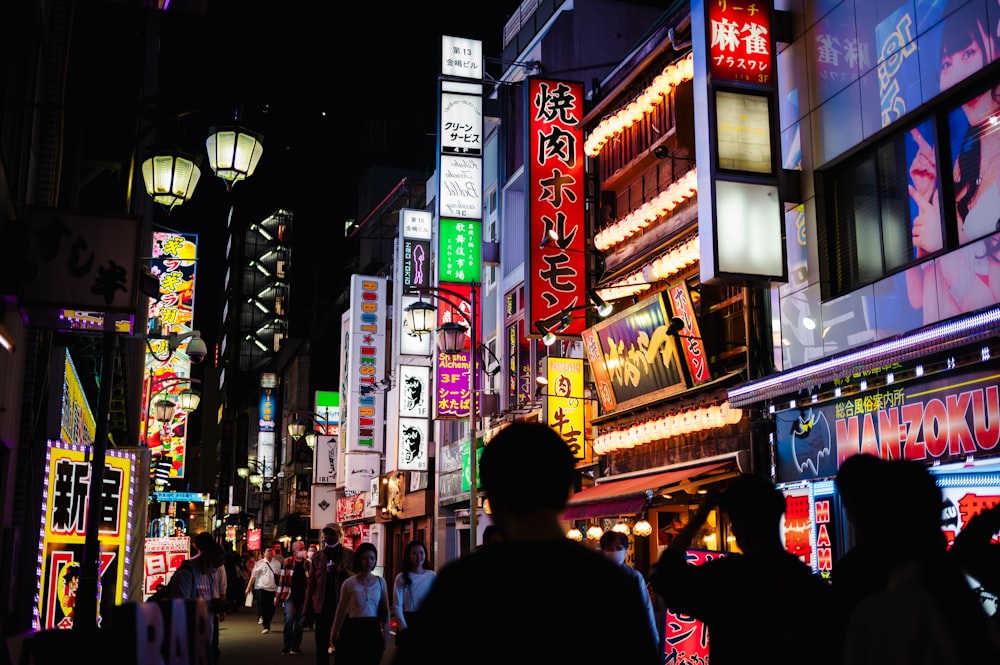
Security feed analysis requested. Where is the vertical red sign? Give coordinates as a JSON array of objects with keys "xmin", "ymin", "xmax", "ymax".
[
  {"xmin": 527, "ymin": 78, "xmax": 586, "ymax": 335},
  {"xmin": 707, "ymin": 0, "xmax": 773, "ymax": 84}
]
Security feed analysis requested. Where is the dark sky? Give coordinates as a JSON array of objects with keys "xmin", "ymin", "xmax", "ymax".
[
  {"xmin": 69, "ymin": 0, "xmax": 523, "ymax": 346},
  {"xmin": 154, "ymin": 0, "xmax": 524, "ymax": 226}
]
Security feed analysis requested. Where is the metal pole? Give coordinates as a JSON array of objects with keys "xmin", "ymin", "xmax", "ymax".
[
  {"xmin": 468, "ymin": 284, "xmax": 477, "ymax": 554},
  {"xmin": 75, "ymin": 328, "xmax": 117, "ymax": 630}
]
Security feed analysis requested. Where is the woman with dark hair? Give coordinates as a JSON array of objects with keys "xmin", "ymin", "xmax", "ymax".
[
  {"xmin": 331, "ymin": 542, "xmax": 391, "ymax": 664},
  {"xmin": 907, "ymin": 5, "xmax": 1000, "ymax": 319},
  {"xmin": 391, "ymin": 540, "xmax": 435, "ymax": 645}
]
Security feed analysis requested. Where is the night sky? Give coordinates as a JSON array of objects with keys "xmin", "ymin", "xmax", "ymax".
[{"xmin": 69, "ymin": 0, "xmax": 522, "ymax": 346}]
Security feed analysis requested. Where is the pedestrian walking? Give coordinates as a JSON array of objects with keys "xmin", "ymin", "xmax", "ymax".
[
  {"xmin": 246, "ymin": 546, "xmax": 281, "ymax": 634},
  {"xmin": 331, "ymin": 542, "xmax": 391, "ymax": 665},
  {"xmin": 171, "ymin": 532, "xmax": 227, "ymax": 665},
  {"xmin": 391, "ymin": 540, "xmax": 435, "ymax": 646},
  {"xmin": 305, "ymin": 522, "xmax": 356, "ymax": 665},
  {"xmin": 275, "ymin": 540, "xmax": 311, "ymax": 656},
  {"xmin": 391, "ymin": 421, "xmax": 659, "ymax": 665}
]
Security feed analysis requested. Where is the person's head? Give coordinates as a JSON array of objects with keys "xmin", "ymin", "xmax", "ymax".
[
  {"xmin": 402, "ymin": 540, "xmax": 428, "ymax": 577},
  {"xmin": 599, "ymin": 530, "xmax": 629, "ymax": 565},
  {"xmin": 480, "ymin": 422, "xmax": 576, "ymax": 532},
  {"xmin": 355, "ymin": 542, "xmax": 378, "ymax": 572},
  {"xmin": 939, "ymin": 5, "xmax": 996, "ymax": 92},
  {"xmin": 878, "ymin": 460, "xmax": 946, "ymax": 562},
  {"xmin": 307, "ymin": 544, "xmax": 317, "ymax": 560},
  {"xmin": 263, "ymin": 548, "xmax": 273, "ymax": 561},
  {"xmin": 322, "ymin": 523, "xmax": 343, "ymax": 547},
  {"xmin": 292, "ymin": 540, "xmax": 307, "ymax": 560},
  {"xmin": 719, "ymin": 474, "xmax": 786, "ymax": 552},
  {"xmin": 193, "ymin": 532, "xmax": 225, "ymax": 570},
  {"xmin": 481, "ymin": 524, "xmax": 502, "ymax": 545},
  {"xmin": 836, "ymin": 453, "xmax": 886, "ymax": 540}
]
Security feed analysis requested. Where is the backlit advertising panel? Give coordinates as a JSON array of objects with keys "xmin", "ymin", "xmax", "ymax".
[
  {"xmin": 441, "ymin": 92, "xmax": 483, "ymax": 155},
  {"xmin": 663, "ymin": 549, "xmax": 728, "ymax": 662},
  {"xmin": 344, "ymin": 276, "xmax": 387, "ymax": 454},
  {"xmin": 439, "ymin": 155, "xmax": 482, "ymax": 220},
  {"xmin": 62, "ymin": 350, "xmax": 96, "ymax": 446},
  {"xmin": 434, "ymin": 283, "xmax": 480, "ymax": 420},
  {"xmin": 37, "ymin": 440, "xmax": 136, "ymax": 629},
  {"xmin": 707, "ymin": 0, "xmax": 773, "ymax": 84},
  {"xmin": 438, "ymin": 218, "xmax": 481, "ymax": 283},
  {"xmin": 144, "ymin": 230, "xmax": 198, "ymax": 479},
  {"xmin": 142, "ymin": 536, "xmax": 190, "ymax": 601},
  {"xmin": 259, "ymin": 386, "xmax": 276, "ymax": 432},
  {"xmin": 526, "ymin": 77, "xmax": 586, "ymax": 336},
  {"xmin": 666, "ymin": 281, "xmax": 712, "ymax": 385},
  {"xmin": 580, "ymin": 293, "xmax": 689, "ymax": 414},
  {"xmin": 545, "ymin": 357, "xmax": 586, "ymax": 460},
  {"xmin": 773, "ymin": 366, "xmax": 1000, "ymax": 485}
]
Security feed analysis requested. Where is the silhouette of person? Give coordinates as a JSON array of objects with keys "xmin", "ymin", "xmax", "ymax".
[
  {"xmin": 840, "ymin": 458, "xmax": 1000, "ymax": 663},
  {"xmin": 950, "ymin": 502, "xmax": 1000, "ymax": 627},
  {"xmin": 649, "ymin": 474, "xmax": 834, "ymax": 665},
  {"xmin": 831, "ymin": 453, "xmax": 890, "ymax": 657},
  {"xmin": 391, "ymin": 421, "xmax": 659, "ymax": 665}
]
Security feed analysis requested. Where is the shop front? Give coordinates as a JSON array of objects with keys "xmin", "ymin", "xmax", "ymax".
[{"xmin": 731, "ymin": 325, "xmax": 1000, "ymax": 578}]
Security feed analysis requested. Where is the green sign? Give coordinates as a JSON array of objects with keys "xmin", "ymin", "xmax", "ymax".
[
  {"xmin": 438, "ymin": 218, "xmax": 481, "ymax": 283},
  {"xmin": 460, "ymin": 437, "xmax": 484, "ymax": 492}
]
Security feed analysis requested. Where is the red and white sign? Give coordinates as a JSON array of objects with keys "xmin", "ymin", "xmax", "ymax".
[
  {"xmin": 708, "ymin": 0, "xmax": 773, "ymax": 85},
  {"xmin": 527, "ymin": 78, "xmax": 586, "ymax": 335}
]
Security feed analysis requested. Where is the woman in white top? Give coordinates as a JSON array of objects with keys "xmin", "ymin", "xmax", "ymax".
[
  {"xmin": 331, "ymin": 542, "xmax": 391, "ymax": 664},
  {"xmin": 392, "ymin": 540, "xmax": 436, "ymax": 643}
]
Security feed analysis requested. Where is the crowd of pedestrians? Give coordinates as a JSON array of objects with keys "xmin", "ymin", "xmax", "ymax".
[{"xmin": 212, "ymin": 423, "xmax": 1000, "ymax": 664}]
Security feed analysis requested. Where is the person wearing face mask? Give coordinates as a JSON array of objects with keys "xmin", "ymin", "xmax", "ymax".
[
  {"xmin": 600, "ymin": 530, "xmax": 660, "ymax": 652},
  {"xmin": 275, "ymin": 540, "xmax": 312, "ymax": 655},
  {"xmin": 306, "ymin": 523, "xmax": 357, "ymax": 665},
  {"xmin": 303, "ymin": 544, "xmax": 319, "ymax": 631}
]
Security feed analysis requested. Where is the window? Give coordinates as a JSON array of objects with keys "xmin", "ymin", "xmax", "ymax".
[
  {"xmin": 820, "ymin": 73, "xmax": 1000, "ymax": 300},
  {"xmin": 821, "ymin": 117, "xmax": 943, "ymax": 298}
]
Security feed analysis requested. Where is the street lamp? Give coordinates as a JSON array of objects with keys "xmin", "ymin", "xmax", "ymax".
[
  {"xmin": 141, "ymin": 124, "xmax": 263, "ymax": 211},
  {"xmin": 144, "ymin": 376, "xmax": 202, "ymax": 448},
  {"xmin": 404, "ymin": 284, "xmax": 480, "ymax": 554},
  {"xmin": 287, "ymin": 412, "xmax": 333, "ymax": 450}
]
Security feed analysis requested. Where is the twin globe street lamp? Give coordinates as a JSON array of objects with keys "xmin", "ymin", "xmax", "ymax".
[{"xmin": 403, "ymin": 285, "xmax": 480, "ymax": 554}]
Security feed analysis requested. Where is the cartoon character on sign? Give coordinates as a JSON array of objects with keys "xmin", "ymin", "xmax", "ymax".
[
  {"xmin": 789, "ymin": 407, "xmax": 833, "ymax": 476},
  {"xmin": 58, "ymin": 561, "xmax": 81, "ymax": 620},
  {"xmin": 404, "ymin": 374, "xmax": 423, "ymax": 412},
  {"xmin": 402, "ymin": 425, "xmax": 423, "ymax": 465}
]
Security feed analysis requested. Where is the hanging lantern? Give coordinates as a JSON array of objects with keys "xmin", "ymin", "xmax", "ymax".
[
  {"xmin": 566, "ymin": 527, "xmax": 584, "ymax": 542},
  {"xmin": 142, "ymin": 152, "xmax": 201, "ymax": 210},
  {"xmin": 586, "ymin": 525, "xmax": 604, "ymax": 541},
  {"xmin": 206, "ymin": 127, "xmax": 264, "ymax": 190},
  {"xmin": 632, "ymin": 518, "xmax": 653, "ymax": 537},
  {"xmin": 612, "ymin": 521, "xmax": 631, "ymax": 535}
]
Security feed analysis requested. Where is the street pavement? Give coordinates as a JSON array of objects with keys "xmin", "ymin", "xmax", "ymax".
[{"xmin": 218, "ymin": 602, "xmax": 324, "ymax": 664}]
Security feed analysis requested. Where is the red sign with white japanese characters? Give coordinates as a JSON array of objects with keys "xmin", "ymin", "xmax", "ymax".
[
  {"xmin": 708, "ymin": 0, "xmax": 773, "ymax": 85},
  {"xmin": 527, "ymin": 78, "xmax": 586, "ymax": 336}
]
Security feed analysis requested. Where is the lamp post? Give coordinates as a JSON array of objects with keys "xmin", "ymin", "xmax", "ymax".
[
  {"xmin": 143, "ymin": 375, "xmax": 202, "ymax": 449},
  {"xmin": 287, "ymin": 412, "xmax": 333, "ymax": 450},
  {"xmin": 237, "ymin": 459, "xmax": 269, "ymax": 532},
  {"xmin": 404, "ymin": 284, "xmax": 479, "ymax": 554}
]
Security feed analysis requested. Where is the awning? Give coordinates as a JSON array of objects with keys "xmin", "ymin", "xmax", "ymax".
[{"xmin": 563, "ymin": 461, "xmax": 732, "ymax": 520}]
